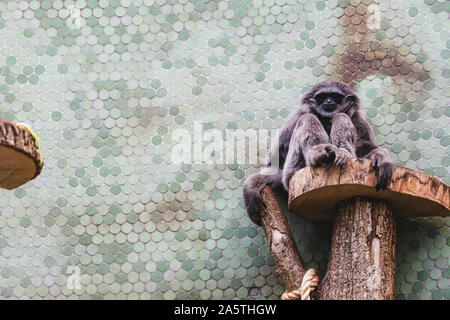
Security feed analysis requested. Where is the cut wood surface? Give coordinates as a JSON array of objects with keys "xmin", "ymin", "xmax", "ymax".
[
  {"xmin": 0, "ymin": 118, "xmax": 43, "ymax": 189},
  {"xmin": 288, "ymin": 158, "xmax": 449, "ymax": 221}
]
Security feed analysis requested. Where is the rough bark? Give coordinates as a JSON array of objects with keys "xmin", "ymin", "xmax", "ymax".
[
  {"xmin": 0, "ymin": 118, "xmax": 43, "ymax": 189},
  {"xmin": 258, "ymin": 160, "xmax": 448, "ymax": 299},
  {"xmin": 289, "ymin": 158, "xmax": 449, "ymax": 221},
  {"xmin": 259, "ymin": 186, "xmax": 305, "ymax": 292},
  {"xmin": 315, "ymin": 197, "xmax": 396, "ymax": 300}
]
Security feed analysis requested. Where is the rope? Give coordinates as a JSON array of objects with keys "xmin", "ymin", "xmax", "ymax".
[{"xmin": 281, "ymin": 268, "xmax": 319, "ymax": 300}]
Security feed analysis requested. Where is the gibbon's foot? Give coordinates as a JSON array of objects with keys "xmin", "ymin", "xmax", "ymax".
[
  {"xmin": 307, "ymin": 143, "xmax": 337, "ymax": 167},
  {"xmin": 331, "ymin": 147, "xmax": 353, "ymax": 166}
]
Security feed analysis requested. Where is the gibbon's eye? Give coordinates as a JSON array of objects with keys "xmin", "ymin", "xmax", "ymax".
[
  {"xmin": 315, "ymin": 92, "xmax": 345, "ymax": 105},
  {"xmin": 330, "ymin": 93, "xmax": 344, "ymax": 104},
  {"xmin": 314, "ymin": 93, "xmax": 328, "ymax": 105}
]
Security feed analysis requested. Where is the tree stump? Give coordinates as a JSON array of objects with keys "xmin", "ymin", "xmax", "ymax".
[
  {"xmin": 259, "ymin": 159, "xmax": 449, "ymax": 300},
  {"xmin": 0, "ymin": 119, "xmax": 43, "ymax": 189},
  {"xmin": 317, "ymin": 197, "xmax": 396, "ymax": 299}
]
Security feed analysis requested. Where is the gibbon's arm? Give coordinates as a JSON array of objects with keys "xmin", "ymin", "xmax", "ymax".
[
  {"xmin": 352, "ymin": 110, "xmax": 393, "ymax": 190},
  {"xmin": 352, "ymin": 110, "xmax": 379, "ymax": 157},
  {"xmin": 265, "ymin": 107, "xmax": 309, "ymax": 170}
]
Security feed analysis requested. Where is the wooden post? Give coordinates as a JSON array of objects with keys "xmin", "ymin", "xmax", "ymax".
[
  {"xmin": 317, "ymin": 197, "xmax": 396, "ymax": 299},
  {"xmin": 259, "ymin": 186, "xmax": 305, "ymax": 293},
  {"xmin": 257, "ymin": 159, "xmax": 449, "ymax": 300}
]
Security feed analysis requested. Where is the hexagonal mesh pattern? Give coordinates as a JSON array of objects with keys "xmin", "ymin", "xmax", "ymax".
[{"xmin": 0, "ymin": 0, "xmax": 448, "ymax": 300}]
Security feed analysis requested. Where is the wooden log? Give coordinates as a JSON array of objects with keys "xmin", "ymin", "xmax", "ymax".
[
  {"xmin": 289, "ymin": 159, "xmax": 449, "ymax": 221},
  {"xmin": 279, "ymin": 159, "xmax": 449, "ymax": 300},
  {"xmin": 0, "ymin": 119, "xmax": 43, "ymax": 189},
  {"xmin": 259, "ymin": 186, "xmax": 305, "ymax": 292},
  {"xmin": 253, "ymin": 159, "xmax": 449, "ymax": 299},
  {"xmin": 316, "ymin": 197, "xmax": 396, "ymax": 300},
  {"xmin": 259, "ymin": 188, "xmax": 397, "ymax": 300}
]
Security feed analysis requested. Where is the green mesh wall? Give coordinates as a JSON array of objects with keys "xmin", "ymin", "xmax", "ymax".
[{"xmin": 0, "ymin": 0, "xmax": 448, "ymax": 300}]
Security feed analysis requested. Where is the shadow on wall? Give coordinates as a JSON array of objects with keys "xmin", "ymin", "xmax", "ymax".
[{"xmin": 330, "ymin": 1, "xmax": 432, "ymax": 90}]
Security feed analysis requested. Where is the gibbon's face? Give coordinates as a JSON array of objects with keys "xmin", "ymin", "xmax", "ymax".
[{"xmin": 312, "ymin": 88, "xmax": 348, "ymax": 118}]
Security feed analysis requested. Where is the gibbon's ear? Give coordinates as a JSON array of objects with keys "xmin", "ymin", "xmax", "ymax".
[
  {"xmin": 299, "ymin": 93, "xmax": 314, "ymax": 113},
  {"xmin": 342, "ymin": 94, "xmax": 360, "ymax": 117}
]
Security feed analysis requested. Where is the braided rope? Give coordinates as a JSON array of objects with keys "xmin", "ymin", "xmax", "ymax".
[{"xmin": 281, "ymin": 268, "xmax": 319, "ymax": 300}]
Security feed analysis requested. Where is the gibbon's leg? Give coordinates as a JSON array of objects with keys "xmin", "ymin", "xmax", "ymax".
[
  {"xmin": 282, "ymin": 114, "xmax": 332, "ymax": 191},
  {"xmin": 329, "ymin": 112, "xmax": 357, "ymax": 166}
]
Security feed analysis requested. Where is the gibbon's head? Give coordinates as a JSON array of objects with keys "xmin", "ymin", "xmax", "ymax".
[{"xmin": 303, "ymin": 80, "xmax": 360, "ymax": 118}]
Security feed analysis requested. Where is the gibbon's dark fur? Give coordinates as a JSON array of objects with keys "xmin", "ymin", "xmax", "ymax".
[{"xmin": 243, "ymin": 80, "xmax": 393, "ymax": 225}]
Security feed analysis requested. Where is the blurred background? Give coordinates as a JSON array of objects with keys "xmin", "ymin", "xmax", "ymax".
[{"xmin": 0, "ymin": 0, "xmax": 448, "ymax": 299}]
